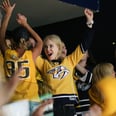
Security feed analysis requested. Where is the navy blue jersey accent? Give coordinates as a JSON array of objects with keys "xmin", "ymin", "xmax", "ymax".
[
  {"xmin": 80, "ymin": 26, "xmax": 95, "ymax": 53},
  {"xmin": 59, "ymin": 0, "xmax": 100, "ymax": 11}
]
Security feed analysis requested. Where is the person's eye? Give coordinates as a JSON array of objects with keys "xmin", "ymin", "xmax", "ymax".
[{"xmin": 50, "ymin": 45, "xmax": 53, "ymax": 48}]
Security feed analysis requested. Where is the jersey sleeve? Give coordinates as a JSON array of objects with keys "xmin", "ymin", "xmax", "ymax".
[{"xmin": 80, "ymin": 26, "xmax": 95, "ymax": 53}]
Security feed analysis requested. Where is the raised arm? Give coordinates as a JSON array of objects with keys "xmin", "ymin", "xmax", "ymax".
[
  {"xmin": 76, "ymin": 59, "xmax": 88, "ymax": 75},
  {"xmin": 75, "ymin": 59, "xmax": 92, "ymax": 84},
  {"xmin": 16, "ymin": 13, "xmax": 43, "ymax": 61},
  {"xmin": 0, "ymin": 0, "xmax": 16, "ymax": 55},
  {"xmin": 80, "ymin": 8, "xmax": 95, "ymax": 53}
]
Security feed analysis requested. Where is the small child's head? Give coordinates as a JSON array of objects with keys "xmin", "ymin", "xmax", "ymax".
[
  {"xmin": 43, "ymin": 34, "xmax": 62, "ymax": 60},
  {"xmin": 60, "ymin": 41, "xmax": 67, "ymax": 59},
  {"xmin": 92, "ymin": 63, "xmax": 115, "ymax": 84},
  {"xmin": 12, "ymin": 26, "xmax": 30, "ymax": 49}
]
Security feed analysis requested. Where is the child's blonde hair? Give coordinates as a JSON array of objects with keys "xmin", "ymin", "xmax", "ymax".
[
  {"xmin": 43, "ymin": 34, "xmax": 62, "ymax": 59},
  {"xmin": 92, "ymin": 63, "xmax": 115, "ymax": 84},
  {"xmin": 89, "ymin": 63, "xmax": 115, "ymax": 106}
]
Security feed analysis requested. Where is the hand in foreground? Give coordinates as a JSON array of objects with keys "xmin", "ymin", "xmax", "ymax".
[
  {"xmin": 84, "ymin": 104, "xmax": 102, "ymax": 116},
  {"xmin": 32, "ymin": 99, "xmax": 53, "ymax": 116},
  {"xmin": 0, "ymin": 67, "xmax": 22, "ymax": 106}
]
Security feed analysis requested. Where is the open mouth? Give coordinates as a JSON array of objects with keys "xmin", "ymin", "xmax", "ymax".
[{"xmin": 48, "ymin": 53, "xmax": 52, "ymax": 56}]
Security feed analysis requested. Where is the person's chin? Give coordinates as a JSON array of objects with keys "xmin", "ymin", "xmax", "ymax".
[
  {"xmin": 47, "ymin": 57, "xmax": 52, "ymax": 61},
  {"xmin": 48, "ymin": 57, "xmax": 54, "ymax": 61}
]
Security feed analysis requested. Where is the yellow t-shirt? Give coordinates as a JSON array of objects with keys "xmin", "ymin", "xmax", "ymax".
[{"xmin": 96, "ymin": 76, "xmax": 116, "ymax": 116}]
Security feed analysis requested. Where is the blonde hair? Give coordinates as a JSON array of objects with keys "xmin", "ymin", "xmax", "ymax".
[
  {"xmin": 92, "ymin": 63, "xmax": 114, "ymax": 84},
  {"xmin": 89, "ymin": 63, "xmax": 115, "ymax": 106},
  {"xmin": 43, "ymin": 34, "xmax": 62, "ymax": 59}
]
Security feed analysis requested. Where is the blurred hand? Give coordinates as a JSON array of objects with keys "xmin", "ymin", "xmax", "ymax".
[
  {"xmin": 0, "ymin": 67, "xmax": 22, "ymax": 106},
  {"xmin": 32, "ymin": 99, "xmax": 53, "ymax": 116},
  {"xmin": 84, "ymin": 104, "xmax": 102, "ymax": 116}
]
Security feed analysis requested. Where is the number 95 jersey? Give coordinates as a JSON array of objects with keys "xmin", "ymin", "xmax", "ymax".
[{"xmin": 4, "ymin": 49, "xmax": 39, "ymax": 102}]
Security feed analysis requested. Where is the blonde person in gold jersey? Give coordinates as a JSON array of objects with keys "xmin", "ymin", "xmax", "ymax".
[
  {"xmin": 36, "ymin": 8, "xmax": 95, "ymax": 116},
  {"xmin": 84, "ymin": 62, "xmax": 116, "ymax": 116}
]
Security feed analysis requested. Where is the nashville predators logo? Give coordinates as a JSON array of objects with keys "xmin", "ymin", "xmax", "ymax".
[{"xmin": 47, "ymin": 66, "xmax": 69, "ymax": 79}]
